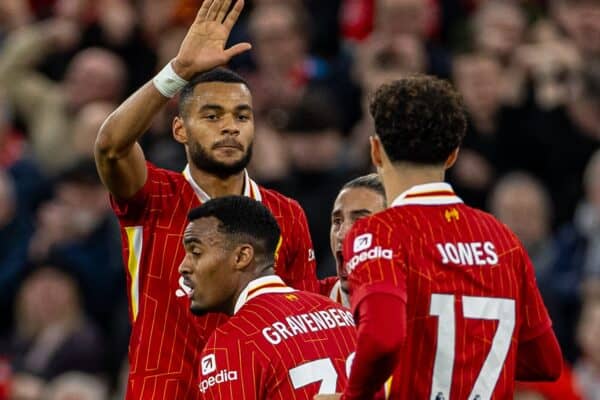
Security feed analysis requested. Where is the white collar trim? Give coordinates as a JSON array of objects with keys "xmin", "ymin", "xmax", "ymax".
[
  {"xmin": 234, "ymin": 275, "xmax": 294, "ymax": 314},
  {"xmin": 182, "ymin": 165, "xmax": 262, "ymax": 203},
  {"xmin": 391, "ymin": 182, "xmax": 463, "ymax": 207}
]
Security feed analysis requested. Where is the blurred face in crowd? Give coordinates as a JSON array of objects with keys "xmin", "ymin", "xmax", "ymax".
[
  {"xmin": 555, "ymin": 0, "xmax": 600, "ymax": 56},
  {"xmin": 249, "ymin": 4, "xmax": 306, "ymax": 73},
  {"xmin": 378, "ymin": 0, "xmax": 428, "ymax": 37},
  {"xmin": 179, "ymin": 217, "xmax": 246, "ymax": 315},
  {"xmin": 578, "ymin": 299, "xmax": 600, "ymax": 367},
  {"xmin": 330, "ymin": 187, "xmax": 386, "ymax": 293},
  {"xmin": 490, "ymin": 177, "xmax": 550, "ymax": 249},
  {"xmin": 63, "ymin": 49, "xmax": 126, "ymax": 111},
  {"xmin": 474, "ymin": 2, "xmax": 526, "ymax": 59},
  {"xmin": 72, "ymin": 102, "xmax": 114, "ymax": 159},
  {"xmin": 175, "ymin": 82, "xmax": 254, "ymax": 178},
  {"xmin": 48, "ymin": 180, "xmax": 108, "ymax": 235},
  {"xmin": 453, "ymin": 55, "xmax": 503, "ymax": 119},
  {"xmin": 17, "ymin": 267, "xmax": 80, "ymax": 335}
]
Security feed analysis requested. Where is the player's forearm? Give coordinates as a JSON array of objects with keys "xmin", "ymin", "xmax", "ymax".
[{"xmin": 342, "ymin": 294, "xmax": 406, "ymax": 400}]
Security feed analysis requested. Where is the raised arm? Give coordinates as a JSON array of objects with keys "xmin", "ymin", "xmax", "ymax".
[{"xmin": 94, "ymin": 0, "xmax": 251, "ymax": 199}]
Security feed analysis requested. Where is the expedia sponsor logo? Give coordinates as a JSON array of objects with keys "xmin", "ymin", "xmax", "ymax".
[
  {"xmin": 353, "ymin": 233, "xmax": 373, "ymax": 252},
  {"xmin": 346, "ymin": 246, "xmax": 393, "ymax": 272},
  {"xmin": 199, "ymin": 370, "xmax": 239, "ymax": 393},
  {"xmin": 201, "ymin": 354, "xmax": 216, "ymax": 375}
]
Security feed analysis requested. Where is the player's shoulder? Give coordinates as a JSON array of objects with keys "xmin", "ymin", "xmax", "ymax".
[{"xmin": 258, "ymin": 185, "xmax": 304, "ymax": 216}]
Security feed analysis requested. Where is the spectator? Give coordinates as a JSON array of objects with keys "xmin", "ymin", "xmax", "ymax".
[
  {"xmin": 550, "ymin": 150, "xmax": 600, "ymax": 361},
  {"xmin": 246, "ymin": 1, "xmax": 361, "ymax": 132},
  {"xmin": 450, "ymin": 53, "xmax": 505, "ymax": 207},
  {"xmin": 472, "ymin": 1, "xmax": 527, "ymax": 64},
  {"xmin": 489, "ymin": 172, "xmax": 555, "ymax": 275},
  {"xmin": 4, "ymin": 264, "xmax": 106, "ymax": 384},
  {"xmin": 0, "ymin": 20, "xmax": 126, "ymax": 174},
  {"xmin": 279, "ymin": 88, "xmax": 355, "ymax": 276},
  {"xmin": 28, "ymin": 159, "xmax": 124, "ymax": 328}
]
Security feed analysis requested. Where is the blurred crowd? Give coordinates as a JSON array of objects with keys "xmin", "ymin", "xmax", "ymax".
[{"xmin": 1, "ymin": 0, "xmax": 600, "ymax": 399}]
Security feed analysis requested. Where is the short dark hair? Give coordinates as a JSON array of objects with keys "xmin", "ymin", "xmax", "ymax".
[
  {"xmin": 369, "ymin": 75, "xmax": 467, "ymax": 165},
  {"xmin": 178, "ymin": 67, "xmax": 249, "ymax": 116},
  {"xmin": 188, "ymin": 196, "xmax": 281, "ymax": 260},
  {"xmin": 342, "ymin": 173, "xmax": 386, "ymax": 203}
]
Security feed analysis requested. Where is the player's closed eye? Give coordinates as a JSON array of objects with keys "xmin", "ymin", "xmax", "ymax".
[
  {"xmin": 204, "ymin": 114, "xmax": 219, "ymax": 121},
  {"xmin": 237, "ymin": 114, "xmax": 251, "ymax": 121}
]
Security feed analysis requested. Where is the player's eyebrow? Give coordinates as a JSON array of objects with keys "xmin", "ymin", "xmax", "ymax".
[
  {"xmin": 183, "ymin": 236, "xmax": 202, "ymax": 246},
  {"xmin": 198, "ymin": 104, "xmax": 224, "ymax": 113},
  {"xmin": 234, "ymin": 104, "xmax": 252, "ymax": 112}
]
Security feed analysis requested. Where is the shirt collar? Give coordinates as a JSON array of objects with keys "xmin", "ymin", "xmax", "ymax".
[
  {"xmin": 390, "ymin": 182, "xmax": 463, "ymax": 207},
  {"xmin": 234, "ymin": 275, "xmax": 295, "ymax": 314},
  {"xmin": 182, "ymin": 164, "xmax": 262, "ymax": 203}
]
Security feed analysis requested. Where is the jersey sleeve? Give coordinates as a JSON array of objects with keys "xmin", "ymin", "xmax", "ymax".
[
  {"xmin": 343, "ymin": 216, "xmax": 408, "ymax": 313},
  {"xmin": 198, "ymin": 334, "xmax": 266, "ymax": 400},
  {"xmin": 276, "ymin": 199, "xmax": 317, "ymax": 286},
  {"xmin": 109, "ymin": 162, "xmax": 174, "ymax": 224},
  {"xmin": 518, "ymin": 246, "xmax": 553, "ymax": 342}
]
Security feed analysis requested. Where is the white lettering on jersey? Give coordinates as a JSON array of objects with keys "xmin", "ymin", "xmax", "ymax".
[
  {"xmin": 262, "ymin": 308, "xmax": 355, "ymax": 345},
  {"xmin": 436, "ymin": 242, "xmax": 499, "ymax": 266},
  {"xmin": 199, "ymin": 370, "xmax": 238, "ymax": 393},
  {"xmin": 346, "ymin": 246, "xmax": 393, "ymax": 272}
]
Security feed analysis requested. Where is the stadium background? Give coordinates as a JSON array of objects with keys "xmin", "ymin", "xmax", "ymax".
[{"xmin": 0, "ymin": 0, "xmax": 599, "ymax": 398}]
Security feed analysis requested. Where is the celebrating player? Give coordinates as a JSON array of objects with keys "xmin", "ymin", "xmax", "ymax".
[
  {"xmin": 329, "ymin": 174, "xmax": 386, "ymax": 307},
  {"xmin": 179, "ymin": 196, "xmax": 357, "ymax": 399},
  {"xmin": 317, "ymin": 76, "xmax": 562, "ymax": 400},
  {"xmin": 94, "ymin": 1, "xmax": 316, "ymax": 398}
]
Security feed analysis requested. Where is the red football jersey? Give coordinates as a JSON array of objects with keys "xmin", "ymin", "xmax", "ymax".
[
  {"xmin": 344, "ymin": 183, "xmax": 552, "ymax": 400},
  {"xmin": 198, "ymin": 275, "xmax": 357, "ymax": 399},
  {"xmin": 111, "ymin": 163, "xmax": 316, "ymax": 400}
]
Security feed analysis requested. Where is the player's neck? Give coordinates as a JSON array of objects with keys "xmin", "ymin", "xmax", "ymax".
[
  {"xmin": 383, "ymin": 163, "xmax": 446, "ymax": 203},
  {"xmin": 230, "ymin": 268, "xmax": 275, "ymax": 315},
  {"xmin": 189, "ymin": 165, "xmax": 246, "ymax": 199}
]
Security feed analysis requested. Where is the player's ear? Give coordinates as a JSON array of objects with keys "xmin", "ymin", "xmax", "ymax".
[
  {"xmin": 444, "ymin": 147, "xmax": 460, "ymax": 170},
  {"xmin": 173, "ymin": 116, "xmax": 188, "ymax": 144},
  {"xmin": 234, "ymin": 244, "xmax": 254, "ymax": 270},
  {"xmin": 370, "ymin": 135, "xmax": 384, "ymax": 169}
]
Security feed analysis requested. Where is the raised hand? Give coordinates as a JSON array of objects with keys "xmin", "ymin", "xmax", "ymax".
[{"xmin": 172, "ymin": 0, "xmax": 251, "ymax": 80}]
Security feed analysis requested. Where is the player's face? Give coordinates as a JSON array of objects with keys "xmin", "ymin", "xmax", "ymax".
[
  {"xmin": 330, "ymin": 187, "xmax": 385, "ymax": 293},
  {"xmin": 179, "ymin": 217, "xmax": 240, "ymax": 316},
  {"xmin": 177, "ymin": 82, "xmax": 255, "ymax": 177}
]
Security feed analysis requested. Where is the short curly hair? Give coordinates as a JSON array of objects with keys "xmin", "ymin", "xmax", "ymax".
[{"xmin": 369, "ymin": 75, "xmax": 467, "ymax": 165}]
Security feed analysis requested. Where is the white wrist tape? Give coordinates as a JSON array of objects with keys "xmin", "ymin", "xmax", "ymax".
[{"xmin": 152, "ymin": 61, "xmax": 188, "ymax": 98}]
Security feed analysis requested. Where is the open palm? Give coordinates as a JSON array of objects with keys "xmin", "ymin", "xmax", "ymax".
[{"xmin": 173, "ymin": 0, "xmax": 251, "ymax": 79}]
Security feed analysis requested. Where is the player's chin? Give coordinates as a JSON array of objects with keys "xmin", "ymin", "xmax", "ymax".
[{"xmin": 190, "ymin": 301, "xmax": 209, "ymax": 317}]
